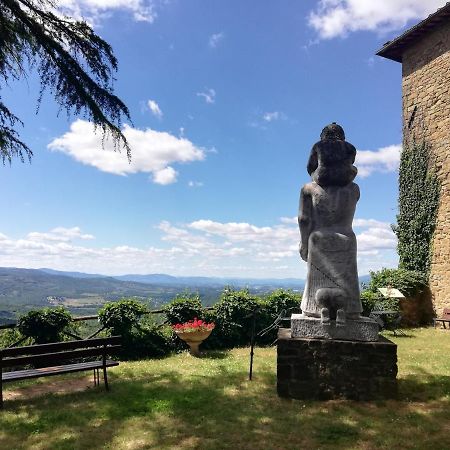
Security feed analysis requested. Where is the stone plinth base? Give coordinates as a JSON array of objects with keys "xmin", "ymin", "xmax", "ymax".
[
  {"xmin": 291, "ymin": 314, "xmax": 379, "ymax": 342},
  {"xmin": 277, "ymin": 328, "xmax": 397, "ymax": 401}
]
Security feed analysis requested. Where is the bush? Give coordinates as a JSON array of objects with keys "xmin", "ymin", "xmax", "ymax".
[
  {"xmin": 0, "ymin": 328, "xmax": 23, "ymax": 348},
  {"xmin": 366, "ymin": 268, "xmax": 427, "ymax": 297},
  {"xmin": 257, "ymin": 289, "xmax": 301, "ymax": 345},
  {"xmin": 98, "ymin": 299, "xmax": 148, "ymax": 335},
  {"xmin": 359, "ymin": 290, "xmax": 401, "ymax": 317},
  {"xmin": 163, "ymin": 293, "xmax": 205, "ymax": 325},
  {"xmin": 360, "ymin": 268, "xmax": 427, "ymax": 321},
  {"xmin": 17, "ymin": 307, "xmax": 73, "ymax": 344},
  {"xmin": 121, "ymin": 317, "xmax": 172, "ymax": 360},
  {"xmin": 99, "ymin": 299, "xmax": 172, "ymax": 360},
  {"xmin": 263, "ymin": 289, "xmax": 301, "ymax": 317},
  {"xmin": 205, "ymin": 288, "xmax": 262, "ymax": 349},
  {"xmin": 360, "ymin": 290, "xmax": 380, "ymax": 316}
]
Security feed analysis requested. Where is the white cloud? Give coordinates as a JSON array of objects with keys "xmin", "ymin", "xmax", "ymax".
[
  {"xmin": 188, "ymin": 181, "xmax": 204, "ymax": 188},
  {"xmin": 355, "ymin": 219, "xmax": 398, "ymax": 274},
  {"xmin": 197, "ymin": 88, "xmax": 216, "ymax": 104},
  {"xmin": 147, "ymin": 100, "xmax": 163, "ymax": 118},
  {"xmin": 58, "ymin": 0, "xmax": 156, "ymax": 23},
  {"xmin": 250, "ymin": 111, "xmax": 287, "ymax": 129},
  {"xmin": 280, "ymin": 217, "xmax": 298, "ymax": 224},
  {"xmin": 209, "ymin": 32, "xmax": 225, "ymax": 48},
  {"xmin": 263, "ymin": 111, "xmax": 281, "ymax": 122},
  {"xmin": 0, "ymin": 217, "xmax": 397, "ymax": 277},
  {"xmin": 152, "ymin": 167, "xmax": 178, "ymax": 185},
  {"xmin": 308, "ymin": 0, "xmax": 446, "ymax": 39},
  {"xmin": 27, "ymin": 227, "xmax": 95, "ymax": 243},
  {"xmin": 356, "ymin": 144, "xmax": 401, "ymax": 177},
  {"xmin": 353, "ymin": 219, "xmax": 391, "ymax": 229},
  {"xmin": 188, "ymin": 220, "xmax": 296, "ymax": 243},
  {"xmin": 48, "ymin": 119, "xmax": 205, "ymax": 184},
  {"xmin": 357, "ymin": 224, "xmax": 397, "ymax": 253}
]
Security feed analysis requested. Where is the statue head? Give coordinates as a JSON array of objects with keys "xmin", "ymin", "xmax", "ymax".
[{"xmin": 320, "ymin": 122, "xmax": 345, "ymax": 141}]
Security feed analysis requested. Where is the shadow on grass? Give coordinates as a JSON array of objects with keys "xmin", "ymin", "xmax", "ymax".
[
  {"xmin": 399, "ymin": 370, "xmax": 450, "ymax": 401},
  {"xmin": 1, "ymin": 358, "xmax": 450, "ymax": 449},
  {"xmin": 383, "ymin": 331, "xmax": 416, "ymax": 339},
  {"xmin": 199, "ymin": 350, "xmax": 230, "ymax": 359}
]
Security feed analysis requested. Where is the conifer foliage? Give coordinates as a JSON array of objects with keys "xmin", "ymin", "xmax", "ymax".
[{"xmin": 0, "ymin": 0, "xmax": 131, "ymax": 163}]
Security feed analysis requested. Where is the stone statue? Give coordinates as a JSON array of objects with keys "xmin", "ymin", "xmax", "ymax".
[{"xmin": 291, "ymin": 123, "xmax": 377, "ymax": 341}]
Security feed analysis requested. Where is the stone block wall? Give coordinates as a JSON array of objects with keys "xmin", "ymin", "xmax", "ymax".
[
  {"xmin": 277, "ymin": 329, "xmax": 398, "ymax": 401},
  {"xmin": 401, "ymin": 21, "xmax": 450, "ymax": 317}
]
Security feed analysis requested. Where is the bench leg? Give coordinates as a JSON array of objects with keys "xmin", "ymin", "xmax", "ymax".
[{"xmin": 103, "ymin": 366, "xmax": 109, "ymax": 391}]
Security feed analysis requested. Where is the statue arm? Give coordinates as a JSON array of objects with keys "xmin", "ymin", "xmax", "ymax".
[
  {"xmin": 307, "ymin": 145, "xmax": 318, "ymax": 175},
  {"xmin": 348, "ymin": 143, "xmax": 357, "ymax": 164},
  {"xmin": 354, "ymin": 182, "xmax": 360, "ymax": 201},
  {"xmin": 298, "ymin": 186, "xmax": 312, "ymax": 262}
]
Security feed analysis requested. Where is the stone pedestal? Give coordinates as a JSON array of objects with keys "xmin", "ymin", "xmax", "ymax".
[
  {"xmin": 277, "ymin": 328, "xmax": 397, "ymax": 401},
  {"xmin": 291, "ymin": 314, "xmax": 379, "ymax": 342}
]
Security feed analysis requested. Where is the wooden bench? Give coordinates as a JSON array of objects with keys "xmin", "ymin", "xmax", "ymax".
[
  {"xmin": 434, "ymin": 308, "xmax": 450, "ymax": 329},
  {"xmin": 0, "ymin": 336, "xmax": 121, "ymax": 408}
]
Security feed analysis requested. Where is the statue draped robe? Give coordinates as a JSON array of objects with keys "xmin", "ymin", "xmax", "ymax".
[{"xmin": 299, "ymin": 182, "xmax": 362, "ymax": 317}]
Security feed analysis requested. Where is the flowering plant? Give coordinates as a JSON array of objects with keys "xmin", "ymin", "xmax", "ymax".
[{"xmin": 172, "ymin": 318, "xmax": 215, "ymax": 333}]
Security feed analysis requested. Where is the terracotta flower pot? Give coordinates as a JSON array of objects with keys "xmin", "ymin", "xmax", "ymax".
[{"xmin": 175, "ymin": 329, "xmax": 212, "ymax": 356}]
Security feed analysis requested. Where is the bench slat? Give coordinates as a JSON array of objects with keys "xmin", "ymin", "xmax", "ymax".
[
  {"xmin": 0, "ymin": 336, "xmax": 121, "ymax": 357},
  {"xmin": 2, "ymin": 360, "xmax": 119, "ymax": 382},
  {"xmin": 1, "ymin": 345, "xmax": 121, "ymax": 368}
]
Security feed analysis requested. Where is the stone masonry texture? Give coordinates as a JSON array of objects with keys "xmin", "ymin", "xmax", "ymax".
[
  {"xmin": 277, "ymin": 328, "xmax": 398, "ymax": 401},
  {"xmin": 401, "ymin": 21, "xmax": 450, "ymax": 317}
]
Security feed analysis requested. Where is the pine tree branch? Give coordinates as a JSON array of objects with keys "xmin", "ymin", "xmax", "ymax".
[{"xmin": 0, "ymin": 0, "xmax": 131, "ymax": 162}]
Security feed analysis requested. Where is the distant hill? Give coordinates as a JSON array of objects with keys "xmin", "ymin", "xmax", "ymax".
[
  {"xmin": 39, "ymin": 268, "xmax": 105, "ymax": 279},
  {"xmin": 0, "ymin": 267, "xmax": 201, "ymax": 319},
  {"xmin": 0, "ymin": 267, "xmax": 306, "ymax": 321},
  {"xmin": 0, "ymin": 266, "xmax": 371, "ymax": 322},
  {"xmin": 115, "ymin": 274, "xmax": 306, "ymax": 288},
  {"xmin": 38, "ymin": 269, "xmax": 306, "ymax": 288},
  {"xmin": 38, "ymin": 268, "xmax": 371, "ymax": 289},
  {"xmin": 359, "ymin": 274, "xmax": 371, "ymax": 286},
  {"xmin": 113, "ymin": 273, "xmax": 181, "ymax": 284},
  {"xmin": 0, "ymin": 267, "xmax": 166, "ymax": 304}
]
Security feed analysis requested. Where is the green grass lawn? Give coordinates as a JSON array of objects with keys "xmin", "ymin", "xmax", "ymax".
[{"xmin": 1, "ymin": 328, "xmax": 450, "ymax": 449}]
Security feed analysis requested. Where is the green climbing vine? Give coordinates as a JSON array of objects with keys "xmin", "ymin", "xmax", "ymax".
[{"xmin": 393, "ymin": 140, "xmax": 440, "ymax": 276}]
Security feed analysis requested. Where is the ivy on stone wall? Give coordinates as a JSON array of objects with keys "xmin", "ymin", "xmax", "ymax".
[{"xmin": 393, "ymin": 141, "xmax": 440, "ymax": 276}]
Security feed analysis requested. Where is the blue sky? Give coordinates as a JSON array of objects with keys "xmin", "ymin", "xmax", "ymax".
[{"xmin": 0, "ymin": 0, "xmax": 446, "ymax": 277}]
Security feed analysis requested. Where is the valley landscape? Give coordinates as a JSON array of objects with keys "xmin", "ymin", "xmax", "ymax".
[{"xmin": 0, "ymin": 267, "xmax": 307, "ymax": 323}]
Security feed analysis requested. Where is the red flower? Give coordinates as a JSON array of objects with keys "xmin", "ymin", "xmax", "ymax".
[{"xmin": 172, "ymin": 318, "xmax": 215, "ymax": 333}]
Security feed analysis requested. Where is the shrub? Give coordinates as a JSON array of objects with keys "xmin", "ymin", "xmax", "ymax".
[
  {"xmin": 360, "ymin": 290, "xmax": 380, "ymax": 316},
  {"xmin": 121, "ymin": 317, "xmax": 172, "ymax": 360},
  {"xmin": 360, "ymin": 268, "xmax": 427, "ymax": 322},
  {"xmin": 98, "ymin": 299, "xmax": 148, "ymax": 335},
  {"xmin": 0, "ymin": 328, "xmax": 23, "ymax": 348},
  {"xmin": 163, "ymin": 293, "xmax": 205, "ymax": 325},
  {"xmin": 99, "ymin": 299, "xmax": 172, "ymax": 359},
  {"xmin": 205, "ymin": 288, "xmax": 262, "ymax": 349},
  {"xmin": 17, "ymin": 307, "xmax": 73, "ymax": 344},
  {"xmin": 257, "ymin": 289, "xmax": 301, "ymax": 345},
  {"xmin": 366, "ymin": 268, "xmax": 427, "ymax": 297},
  {"xmin": 263, "ymin": 289, "xmax": 301, "ymax": 317}
]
